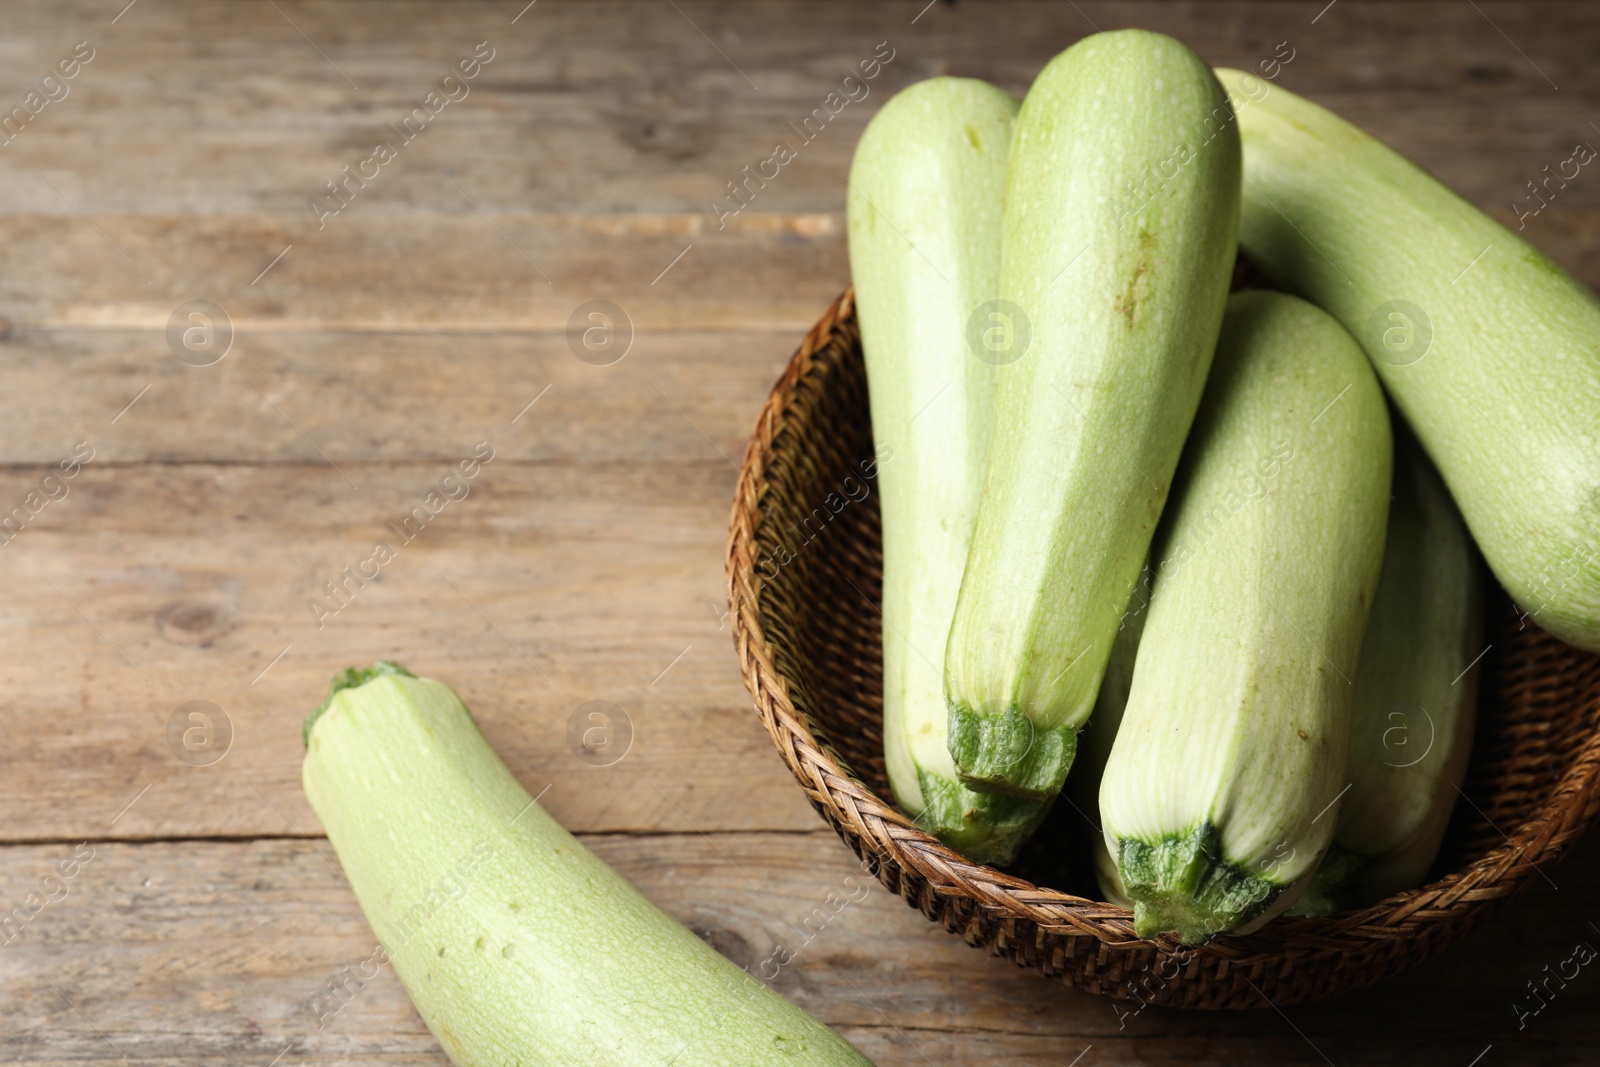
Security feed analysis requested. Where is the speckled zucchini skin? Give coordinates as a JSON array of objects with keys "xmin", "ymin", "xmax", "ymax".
[
  {"xmin": 945, "ymin": 30, "xmax": 1240, "ymax": 802},
  {"xmin": 1099, "ymin": 292, "xmax": 1392, "ymax": 944},
  {"xmin": 1218, "ymin": 67, "xmax": 1600, "ymax": 653},
  {"xmin": 847, "ymin": 77, "xmax": 1052, "ymax": 865},
  {"xmin": 303, "ymin": 665, "xmax": 874, "ymax": 1066},
  {"xmin": 1305, "ymin": 431, "xmax": 1483, "ymax": 912}
]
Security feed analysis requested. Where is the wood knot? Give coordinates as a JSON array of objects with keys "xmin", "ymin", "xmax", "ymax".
[
  {"xmin": 611, "ymin": 79, "xmax": 716, "ymax": 161},
  {"xmin": 157, "ymin": 599, "xmax": 231, "ymax": 647}
]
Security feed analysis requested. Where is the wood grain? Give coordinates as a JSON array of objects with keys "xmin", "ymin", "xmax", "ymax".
[
  {"xmin": 0, "ymin": 0, "xmax": 1591, "ymax": 218},
  {"xmin": 0, "ymin": 459, "xmax": 830, "ymax": 840},
  {"xmin": 1, "ymin": 1, "xmax": 1597, "ymax": 1063},
  {"xmin": 5, "ymin": 207, "xmax": 1600, "ymax": 335},
  {"xmin": 0, "ymin": 215, "xmax": 852, "ymax": 333},
  {"xmin": 3, "ymin": 832, "xmax": 1598, "ymax": 1066},
  {"xmin": 0, "ymin": 3, "xmax": 1596, "ymax": 331},
  {"xmin": 0, "ymin": 327, "xmax": 786, "ymax": 464}
]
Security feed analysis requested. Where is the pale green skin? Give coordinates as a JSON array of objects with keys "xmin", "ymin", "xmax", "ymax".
[
  {"xmin": 1100, "ymin": 292, "xmax": 1392, "ymax": 945},
  {"xmin": 302, "ymin": 666, "xmax": 874, "ymax": 1067},
  {"xmin": 1295, "ymin": 431, "xmax": 1483, "ymax": 914},
  {"xmin": 1078, "ymin": 568, "xmax": 1311, "ymax": 933},
  {"xmin": 1216, "ymin": 67, "xmax": 1600, "ymax": 653},
  {"xmin": 846, "ymin": 78, "xmax": 1050, "ymax": 865},
  {"xmin": 945, "ymin": 29, "xmax": 1241, "ymax": 802}
]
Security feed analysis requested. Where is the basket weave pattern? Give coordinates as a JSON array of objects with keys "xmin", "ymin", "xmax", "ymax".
[{"xmin": 726, "ymin": 287, "xmax": 1600, "ymax": 1009}]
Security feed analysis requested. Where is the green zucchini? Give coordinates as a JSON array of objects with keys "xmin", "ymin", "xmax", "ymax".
[
  {"xmin": 302, "ymin": 664, "xmax": 874, "ymax": 1066},
  {"xmin": 846, "ymin": 78, "xmax": 1049, "ymax": 864},
  {"xmin": 1291, "ymin": 430, "xmax": 1483, "ymax": 914},
  {"xmin": 1100, "ymin": 291, "xmax": 1392, "ymax": 944},
  {"xmin": 1216, "ymin": 68, "xmax": 1600, "ymax": 653},
  {"xmin": 945, "ymin": 30, "xmax": 1241, "ymax": 801}
]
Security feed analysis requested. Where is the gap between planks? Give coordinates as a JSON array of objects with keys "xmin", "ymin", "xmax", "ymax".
[
  {"xmin": 0, "ymin": 827, "xmax": 839, "ymax": 849},
  {"xmin": 2, "ymin": 321, "xmax": 830, "ymax": 335}
]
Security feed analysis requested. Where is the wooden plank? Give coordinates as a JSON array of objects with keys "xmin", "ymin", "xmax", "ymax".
[
  {"xmin": 4, "ymin": 207, "xmax": 1600, "ymax": 336},
  {"xmin": 0, "ymin": 1, "xmax": 1589, "ymax": 216},
  {"xmin": 3, "ymin": 830, "xmax": 1597, "ymax": 1065},
  {"xmin": 0, "ymin": 328, "xmax": 788, "ymax": 464},
  {"xmin": 0, "ymin": 215, "xmax": 851, "ymax": 334},
  {"xmin": 1, "ymin": 2, "xmax": 1596, "ymax": 1062},
  {"xmin": 0, "ymin": 459, "xmax": 835, "ymax": 840},
  {"xmin": 0, "ymin": 3, "xmax": 1592, "ymax": 329},
  {"xmin": 0, "ymin": 327, "xmax": 833, "ymax": 841}
]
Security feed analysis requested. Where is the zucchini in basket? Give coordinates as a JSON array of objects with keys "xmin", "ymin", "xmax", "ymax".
[
  {"xmin": 1100, "ymin": 291, "xmax": 1392, "ymax": 944},
  {"xmin": 944, "ymin": 30, "xmax": 1240, "ymax": 802},
  {"xmin": 847, "ymin": 77, "xmax": 1051, "ymax": 863},
  {"xmin": 1290, "ymin": 430, "xmax": 1483, "ymax": 914},
  {"xmin": 1215, "ymin": 67, "xmax": 1600, "ymax": 653}
]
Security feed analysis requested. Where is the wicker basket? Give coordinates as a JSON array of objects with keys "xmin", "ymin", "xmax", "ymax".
[{"xmin": 725, "ymin": 285, "xmax": 1600, "ymax": 1009}]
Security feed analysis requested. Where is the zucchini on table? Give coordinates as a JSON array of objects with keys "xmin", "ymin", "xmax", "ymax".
[
  {"xmin": 1215, "ymin": 67, "xmax": 1600, "ymax": 653},
  {"xmin": 1291, "ymin": 429, "xmax": 1483, "ymax": 914},
  {"xmin": 1100, "ymin": 291, "xmax": 1392, "ymax": 944},
  {"xmin": 847, "ymin": 77, "xmax": 1050, "ymax": 865},
  {"xmin": 945, "ymin": 30, "xmax": 1240, "ymax": 802},
  {"xmin": 302, "ymin": 663, "xmax": 875, "ymax": 1066}
]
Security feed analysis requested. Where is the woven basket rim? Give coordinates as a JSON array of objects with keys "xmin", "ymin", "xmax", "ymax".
[{"xmin": 727, "ymin": 285, "xmax": 1600, "ymax": 964}]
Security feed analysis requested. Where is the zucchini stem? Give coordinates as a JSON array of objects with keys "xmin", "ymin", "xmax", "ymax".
[
  {"xmin": 914, "ymin": 769, "xmax": 1054, "ymax": 866},
  {"xmin": 303, "ymin": 660, "xmax": 414, "ymax": 747},
  {"xmin": 946, "ymin": 702, "xmax": 1074, "ymax": 801},
  {"xmin": 1116, "ymin": 823, "xmax": 1282, "ymax": 945}
]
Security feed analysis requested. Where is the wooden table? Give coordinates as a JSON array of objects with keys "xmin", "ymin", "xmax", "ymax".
[{"xmin": 2, "ymin": 2, "xmax": 1596, "ymax": 1064}]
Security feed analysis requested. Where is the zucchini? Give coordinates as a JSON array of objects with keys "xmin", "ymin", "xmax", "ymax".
[
  {"xmin": 302, "ymin": 663, "xmax": 874, "ymax": 1066},
  {"xmin": 847, "ymin": 78, "xmax": 1049, "ymax": 864},
  {"xmin": 1215, "ymin": 68, "xmax": 1600, "ymax": 652},
  {"xmin": 945, "ymin": 30, "xmax": 1241, "ymax": 801},
  {"xmin": 1099, "ymin": 291, "xmax": 1392, "ymax": 944},
  {"xmin": 1292, "ymin": 429, "xmax": 1483, "ymax": 914}
]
